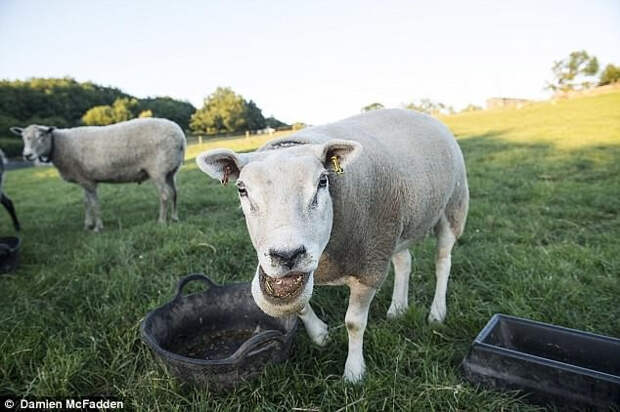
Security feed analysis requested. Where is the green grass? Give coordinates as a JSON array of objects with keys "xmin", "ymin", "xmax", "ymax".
[{"xmin": 1, "ymin": 91, "xmax": 619, "ymax": 411}]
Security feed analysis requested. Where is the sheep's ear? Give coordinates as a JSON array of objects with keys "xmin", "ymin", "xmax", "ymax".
[
  {"xmin": 196, "ymin": 149, "xmax": 251, "ymax": 185},
  {"xmin": 9, "ymin": 127, "xmax": 23, "ymax": 136},
  {"xmin": 36, "ymin": 126, "xmax": 55, "ymax": 134},
  {"xmin": 315, "ymin": 139, "xmax": 363, "ymax": 173}
]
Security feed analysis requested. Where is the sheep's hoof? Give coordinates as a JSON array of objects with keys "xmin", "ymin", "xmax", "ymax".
[
  {"xmin": 387, "ymin": 304, "xmax": 408, "ymax": 319},
  {"xmin": 304, "ymin": 317, "xmax": 329, "ymax": 346},
  {"xmin": 311, "ymin": 326, "xmax": 330, "ymax": 347},
  {"xmin": 343, "ymin": 360, "xmax": 366, "ymax": 384},
  {"xmin": 428, "ymin": 302, "xmax": 446, "ymax": 323}
]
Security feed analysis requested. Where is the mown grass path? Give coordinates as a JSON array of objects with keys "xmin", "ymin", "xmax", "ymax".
[{"xmin": 1, "ymin": 92, "xmax": 618, "ymax": 410}]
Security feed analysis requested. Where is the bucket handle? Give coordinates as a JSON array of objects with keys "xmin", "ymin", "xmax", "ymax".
[
  {"xmin": 174, "ymin": 273, "xmax": 217, "ymax": 301},
  {"xmin": 231, "ymin": 329, "xmax": 283, "ymax": 360}
]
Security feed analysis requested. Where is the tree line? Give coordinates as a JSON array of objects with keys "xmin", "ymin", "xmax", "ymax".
[
  {"xmin": 0, "ymin": 78, "xmax": 288, "ymax": 157},
  {"xmin": 0, "ymin": 77, "xmax": 196, "ymax": 133},
  {"xmin": 81, "ymin": 96, "xmax": 195, "ymax": 129},
  {"xmin": 80, "ymin": 87, "xmax": 293, "ymax": 135}
]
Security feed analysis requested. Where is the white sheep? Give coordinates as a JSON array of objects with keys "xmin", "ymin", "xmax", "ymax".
[
  {"xmin": 197, "ymin": 108, "xmax": 469, "ymax": 382},
  {"xmin": 11, "ymin": 118, "xmax": 186, "ymax": 231}
]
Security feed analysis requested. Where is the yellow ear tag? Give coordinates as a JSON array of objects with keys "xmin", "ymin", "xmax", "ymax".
[{"xmin": 330, "ymin": 155, "xmax": 344, "ymax": 175}]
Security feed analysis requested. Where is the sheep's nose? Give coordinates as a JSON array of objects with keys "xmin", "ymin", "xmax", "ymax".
[
  {"xmin": 23, "ymin": 153, "xmax": 34, "ymax": 161},
  {"xmin": 269, "ymin": 246, "xmax": 307, "ymax": 269}
]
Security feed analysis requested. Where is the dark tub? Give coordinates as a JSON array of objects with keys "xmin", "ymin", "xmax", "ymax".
[
  {"xmin": 141, "ymin": 274, "xmax": 297, "ymax": 390},
  {"xmin": 462, "ymin": 314, "xmax": 620, "ymax": 409}
]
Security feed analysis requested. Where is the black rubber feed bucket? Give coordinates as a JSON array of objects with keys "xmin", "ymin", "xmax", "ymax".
[
  {"xmin": 141, "ymin": 274, "xmax": 298, "ymax": 390},
  {"xmin": 462, "ymin": 314, "xmax": 620, "ymax": 410},
  {"xmin": 0, "ymin": 236, "xmax": 21, "ymax": 274}
]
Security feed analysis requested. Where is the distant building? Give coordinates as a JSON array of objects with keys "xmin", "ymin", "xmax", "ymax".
[
  {"xmin": 486, "ymin": 97, "xmax": 531, "ymax": 110},
  {"xmin": 257, "ymin": 127, "xmax": 276, "ymax": 135}
]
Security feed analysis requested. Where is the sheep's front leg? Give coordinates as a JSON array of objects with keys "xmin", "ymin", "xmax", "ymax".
[
  {"xmin": 83, "ymin": 187, "xmax": 94, "ymax": 230},
  {"xmin": 84, "ymin": 185, "xmax": 103, "ymax": 232},
  {"xmin": 344, "ymin": 278, "xmax": 376, "ymax": 383},
  {"xmin": 298, "ymin": 303, "xmax": 329, "ymax": 346}
]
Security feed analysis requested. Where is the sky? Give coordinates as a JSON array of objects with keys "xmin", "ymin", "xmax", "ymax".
[{"xmin": 1, "ymin": 0, "xmax": 619, "ymax": 125}]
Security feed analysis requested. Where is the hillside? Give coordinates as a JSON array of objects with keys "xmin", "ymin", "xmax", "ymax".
[{"xmin": 441, "ymin": 89, "xmax": 620, "ymax": 149}]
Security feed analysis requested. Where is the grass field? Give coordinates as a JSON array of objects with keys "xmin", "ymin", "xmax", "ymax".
[{"xmin": 1, "ymin": 91, "xmax": 619, "ymax": 411}]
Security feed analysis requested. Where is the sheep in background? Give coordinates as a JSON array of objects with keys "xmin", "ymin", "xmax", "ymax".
[
  {"xmin": 0, "ymin": 149, "xmax": 20, "ymax": 231},
  {"xmin": 10, "ymin": 118, "xmax": 186, "ymax": 231}
]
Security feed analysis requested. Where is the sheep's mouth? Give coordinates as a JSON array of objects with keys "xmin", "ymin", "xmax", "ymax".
[{"xmin": 259, "ymin": 266, "xmax": 309, "ymax": 302}]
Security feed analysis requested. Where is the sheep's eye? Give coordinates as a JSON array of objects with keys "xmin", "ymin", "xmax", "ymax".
[
  {"xmin": 237, "ymin": 184, "xmax": 247, "ymax": 197},
  {"xmin": 318, "ymin": 174, "xmax": 328, "ymax": 189}
]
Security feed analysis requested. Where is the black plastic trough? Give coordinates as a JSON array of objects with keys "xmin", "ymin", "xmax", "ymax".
[
  {"xmin": 462, "ymin": 314, "xmax": 620, "ymax": 409},
  {"xmin": 141, "ymin": 274, "xmax": 298, "ymax": 390},
  {"xmin": 0, "ymin": 236, "xmax": 21, "ymax": 274}
]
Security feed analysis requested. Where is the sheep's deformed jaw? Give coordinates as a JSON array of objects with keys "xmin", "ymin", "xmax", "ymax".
[
  {"xmin": 258, "ymin": 266, "xmax": 310, "ymax": 302},
  {"xmin": 251, "ymin": 266, "xmax": 314, "ymax": 317}
]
